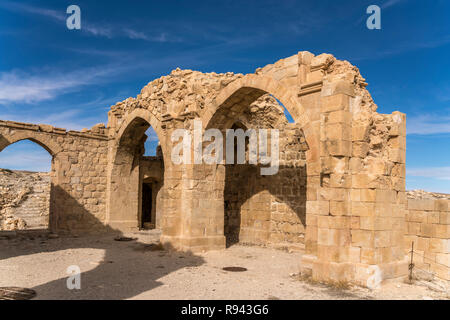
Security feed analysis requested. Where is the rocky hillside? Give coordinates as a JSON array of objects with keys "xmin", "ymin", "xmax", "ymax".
[
  {"xmin": 407, "ymin": 189, "xmax": 450, "ymax": 200},
  {"xmin": 0, "ymin": 169, "xmax": 50, "ymax": 230}
]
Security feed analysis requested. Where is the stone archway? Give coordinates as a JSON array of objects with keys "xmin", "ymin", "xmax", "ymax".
[
  {"xmin": 0, "ymin": 50, "xmax": 411, "ymax": 287},
  {"xmin": 0, "ymin": 132, "xmax": 63, "ymax": 156},
  {"xmin": 171, "ymin": 75, "xmax": 320, "ymax": 252},
  {"xmin": 106, "ymin": 109, "xmax": 167, "ymax": 232},
  {"xmin": 0, "ymin": 133, "xmax": 61, "ymax": 232},
  {"xmin": 203, "ymin": 73, "xmax": 320, "ymax": 172}
]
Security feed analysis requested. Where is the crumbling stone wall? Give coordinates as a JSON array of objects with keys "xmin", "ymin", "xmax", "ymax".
[
  {"xmin": 105, "ymin": 69, "xmax": 248, "ymax": 234},
  {"xmin": 1, "ymin": 51, "xmax": 418, "ymax": 287},
  {"xmin": 0, "ymin": 121, "xmax": 109, "ymax": 233},
  {"xmin": 0, "ymin": 169, "xmax": 50, "ymax": 230},
  {"xmin": 223, "ymin": 102, "xmax": 308, "ymax": 251},
  {"xmin": 405, "ymin": 192, "xmax": 450, "ymax": 281},
  {"xmin": 103, "ymin": 51, "xmax": 412, "ymax": 287}
]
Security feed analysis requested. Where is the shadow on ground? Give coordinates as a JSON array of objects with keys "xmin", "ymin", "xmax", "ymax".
[
  {"xmin": 0, "ymin": 187, "xmax": 205, "ymax": 300},
  {"xmin": 1, "ymin": 232, "xmax": 205, "ymax": 299}
]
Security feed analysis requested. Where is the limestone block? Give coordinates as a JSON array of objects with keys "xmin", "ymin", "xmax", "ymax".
[
  {"xmin": 426, "ymin": 211, "xmax": 440, "ymax": 224},
  {"xmin": 352, "ymin": 202, "xmax": 375, "ymax": 217},
  {"xmin": 352, "ymin": 174, "xmax": 368, "ymax": 189},
  {"xmin": 327, "ymin": 110, "xmax": 352, "ymax": 125},
  {"xmin": 330, "ymin": 201, "xmax": 349, "ymax": 216},
  {"xmin": 388, "ymin": 148, "xmax": 406, "ymax": 163},
  {"xmin": 440, "ymin": 212, "xmax": 450, "ymax": 225},
  {"xmin": 326, "ymin": 123, "xmax": 352, "ymax": 142},
  {"xmin": 329, "ymin": 173, "xmax": 351, "ymax": 188},
  {"xmin": 349, "ymin": 157, "xmax": 363, "ymax": 172},
  {"xmin": 435, "ymin": 200, "xmax": 449, "ymax": 212},
  {"xmin": 435, "ymin": 224, "xmax": 449, "ymax": 239},
  {"xmin": 351, "ymin": 230, "xmax": 374, "ymax": 247},
  {"xmin": 320, "ymin": 94, "xmax": 350, "ymax": 113},
  {"xmin": 428, "ymin": 238, "xmax": 449, "ymax": 253},
  {"xmin": 39, "ymin": 124, "xmax": 53, "ymax": 133},
  {"xmin": 352, "ymin": 125, "xmax": 370, "ymax": 142},
  {"xmin": 325, "ymin": 140, "xmax": 351, "ymax": 157}
]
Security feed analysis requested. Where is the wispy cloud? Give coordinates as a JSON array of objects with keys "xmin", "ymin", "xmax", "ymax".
[
  {"xmin": 0, "ymin": 109, "xmax": 98, "ymax": 131},
  {"xmin": 407, "ymin": 167, "xmax": 450, "ymax": 181},
  {"xmin": 0, "ymin": 64, "xmax": 127, "ymax": 104},
  {"xmin": 0, "ymin": 39, "xmax": 235, "ymax": 105},
  {"xmin": 351, "ymin": 35, "xmax": 450, "ymax": 61},
  {"xmin": 0, "ymin": 1, "xmax": 173, "ymax": 41},
  {"xmin": 407, "ymin": 114, "xmax": 450, "ymax": 135},
  {"xmin": 382, "ymin": 0, "xmax": 405, "ymax": 9},
  {"xmin": 0, "ymin": 147, "xmax": 52, "ymax": 171},
  {"xmin": 354, "ymin": 0, "xmax": 407, "ymax": 27},
  {"xmin": 123, "ymin": 29, "xmax": 177, "ymax": 43}
]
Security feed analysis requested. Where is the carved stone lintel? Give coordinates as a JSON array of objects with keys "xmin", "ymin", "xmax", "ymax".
[{"xmin": 298, "ymin": 81, "xmax": 323, "ymax": 97}]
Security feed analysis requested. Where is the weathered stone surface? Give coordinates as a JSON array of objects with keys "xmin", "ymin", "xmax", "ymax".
[
  {"xmin": 405, "ymin": 191, "xmax": 450, "ymax": 281},
  {"xmin": 2, "ymin": 50, "xmax": 439, "ymax": 288},
  {"xmin": 0, "ymin": 169, "xmax": 49, "ymax": 230}
]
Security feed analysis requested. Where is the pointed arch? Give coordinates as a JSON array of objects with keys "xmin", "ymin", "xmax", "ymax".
[
  {"xmin": 0, "ymin": 131, "xmax": 63, "ymax": 156},
  {"xmin": 202, "ymin": 74, "xmax": 318, "ymax": 163},
  {"xmin": 106, "ymin": 108, "xmax": 166, "ymax": 231}
]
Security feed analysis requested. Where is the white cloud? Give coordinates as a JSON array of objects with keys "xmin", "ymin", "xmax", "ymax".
[
  {"xmin": 5, "ymin": 2, "xmax": 66, "ymax": 21},
  {"xmin": 351, "ymin": 35, "xmax": 450, "ymax": 61},
  {"xmin": 0, "ymin": 148, "xmax": 52, "ymax": 172},
  {"xmin": 0, "ymin": 71, "xmax": 82, "ymax": 103},
  {"xmin": 407, "ymin": 167, "xmax": 450, "ymax": 181},
  {"xmin": 123, "ymin": 28, "xmax": 149, "ymax": 40},
  {"xmin": 83, "ymin": 25, "xmax": 113, "ymax": 38},
  {"xmin": 0, "ymin": 1, "xmax": 112, "ymax": 38},
  {"xmin": 0, "ymin": 106, "xmax": 109, "ymax": 131},
  {"xmin": 407, "ymin": 114, "xmax": 450, "ymax": 135},
  {"xmin": 0, "ymin": 1, "xmax": 174, "ymax": 41},
  {"xmin": 382, "ymin": 0, "xmax": 405, "ymax": 9},
  {"xmin": 0, "ymin": 65, "xmax": 125, "ymax": 104}
]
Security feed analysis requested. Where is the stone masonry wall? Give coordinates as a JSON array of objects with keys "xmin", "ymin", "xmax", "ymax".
[
  {"xmin": 220, "ymin": 94, "xmax": 308, "ymax": 250},
  {"xmin": 0, "ymin": 50, "xmax": 418, "ymax": 287},
  {"xmin": 54, "ymin": 132, "xmax": 109, "ymax": 233},
  {"xmin": 405, "ymin": 192, "xmax": 450, "ymax": 281},
  {"xmin": 0, "ymin": 120, "xmax": 110, "ymax": 233},
  {"xmin": 0, "ymin": 169, "xmax": 50, "ymax": 230}
]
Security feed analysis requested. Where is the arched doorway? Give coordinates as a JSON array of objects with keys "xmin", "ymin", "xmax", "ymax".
[
  {"xmin": 217, "ymin": 95, "xmax": 308, "ymax": 249},
  {"xmin": 0, "ymin": 139, "xmax": 54, "ymax": 231},
  {"xmin": 107, "ymin": 111, "xmax": 165, "ymax": 232},
  {"xmin": 140, "ymin": 126, "xmax": 164, "ymax": 229},
  {"xmin": 202, "ymin": 77, "xmax": 314, "ymax": 251}
]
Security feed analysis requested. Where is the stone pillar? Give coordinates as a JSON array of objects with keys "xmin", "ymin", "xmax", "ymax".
[
  {"xmin": 307, "ymin": 82, "xmax": 356, "ymax": 283},
  {"xmin": 159, "ymin": 118, "xmax": 184, "ymax": 247},
  {"xmin": 303, "ymin": 79, "xmax": 408, "ymax": 287},
  {"xmin": 349, "ymin": 111, "xmax": 408, "ymax": 287},
  {"xmin": 106, "ymin": 142, "xmax": 141, "ymax": 231},
  {"xmin": 298, "ymin": 51, "xmax": 323, "ymax": 257},
  {"xmin": 159, "ymin": 117, "xmax": 226, "ymax": 252}
]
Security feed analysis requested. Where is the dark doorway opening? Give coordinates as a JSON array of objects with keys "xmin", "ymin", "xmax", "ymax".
[{"xmin": 141, "ymin": 183, "xmax": 153, "ymax": 229}]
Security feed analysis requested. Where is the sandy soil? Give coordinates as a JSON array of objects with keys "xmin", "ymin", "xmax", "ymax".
[{"xmin": 0, "ymin": 230, "xmax": 448, "ymax": 300}]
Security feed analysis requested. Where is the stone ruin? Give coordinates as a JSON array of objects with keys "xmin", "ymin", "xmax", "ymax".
[
  {"xmin": 0, "ymin": 169, "xmax": 50, "ymax": 230},
  {"xmin": 0, "ymin": 51, "xmax": 448, "ymax": 287}
]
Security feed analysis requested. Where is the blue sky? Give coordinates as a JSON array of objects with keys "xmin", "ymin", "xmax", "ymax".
[{"xmin": 0, "ymin": 0, "xmax": 449, "ymax": 192}]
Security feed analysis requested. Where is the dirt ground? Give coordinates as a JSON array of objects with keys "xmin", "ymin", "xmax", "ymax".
[{"xmin": 0, "ymin": 230, "xmax": 448, "ymax": 300}]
